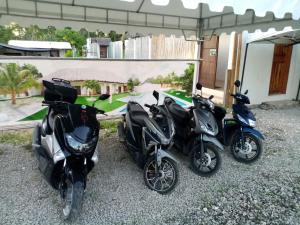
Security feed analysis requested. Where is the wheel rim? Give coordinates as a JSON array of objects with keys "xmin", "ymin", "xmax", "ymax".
[
  {"xmin": 233, "ymin": 135, "xmax": 258, "ymax": 160},
  {"xmin": 194, "ymin": 148, "xmax": 218, "ymax": 173},
  {"xmin": 145, "ymin": 159, "xmax": 176, "ymax": 192},
  {"xmin": 62, "ymin": 179, "xmax": 73, "ymax": 217}
]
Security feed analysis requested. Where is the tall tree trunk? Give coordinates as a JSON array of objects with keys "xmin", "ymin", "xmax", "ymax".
[{"xmin": 11, "ymin": 90, "xmax": 16, "ymax": 105}]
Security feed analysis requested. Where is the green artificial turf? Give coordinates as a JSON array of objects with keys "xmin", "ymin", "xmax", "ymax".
[
  {"xmin": 19, "ymin": 93, "xmax": 129, "ymax": 121},
  {"xmin": 165, "ymin": 89, "xmax": 192, "ymax": 103},
  {"xmin": 19, "ymin": 108, "xmax": 48, "ymax": 121}
]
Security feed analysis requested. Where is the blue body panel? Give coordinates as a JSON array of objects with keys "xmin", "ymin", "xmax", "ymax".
[{"xmin": 242, "ymin": 127, "xmax": 265, "ymax": 140}]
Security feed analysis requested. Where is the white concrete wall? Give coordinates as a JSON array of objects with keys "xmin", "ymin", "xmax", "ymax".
[
  {"xmin": 241, "ymin": 43, "xmax": 300, "ymax": 104},
  {"xmin": 215, "ymin": 33, "xmax": 231, "ymax": 88}
]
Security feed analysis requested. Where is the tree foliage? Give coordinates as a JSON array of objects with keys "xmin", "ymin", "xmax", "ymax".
[
  {"xmin": 148, "ymin": 72, "xmax": 181, "ymax": 85},
  {"xmin": 127, "ymin": 78, "xmax": 140, "ymax": 92},
  {"xmin": 180, "ymin": 63, "xmax": 194, "ymax": 95},
  {"xmin": 0, "ymin": 63, "xmax": 40, "ymax": 104},
  {"xmin": 21, "ymin": 64, "xmax": 43, "ymax": 78},
  {"xmin": 83, "ymin": 80, "xmax": 101, "ymax": 95},
  {"xmin": 0, "ymin": 23, "xmax": 123, "ymax": 57}
]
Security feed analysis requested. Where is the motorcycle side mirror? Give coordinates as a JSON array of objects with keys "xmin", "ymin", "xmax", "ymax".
[
  {"xmin": 153, "ymin": 90, "xmax": 159, "ymax": 101},
  {"xmin": 99, "ymin": 94, "xmax": 110, "ymax": 101},
  {"xmin": 196, "ymin": 83, "xmax": 202, "ymax": 90},
  {"xmin": 234, "ymin": 80, "xmax": 241, "ymax": 87},
  {"xmin": 209, "ymin": 95, "xmax": 214, "ymax": 100},
  {"xmin": 244, "ymin": 90, "xmax": 248, "ymax": 95}
]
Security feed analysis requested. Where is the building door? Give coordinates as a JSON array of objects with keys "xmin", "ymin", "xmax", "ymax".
[
  {"xmin": 100, "ymin": 46, "xmax": 107, "ymax": 58},
  {"xmin": 75, "ymin": 86, "xmax": 81, "ymax": 95},
  {"xmin": 106, "ymin": 85, "xmax": 110, "ymax": 94},
  {"xmin": 269, "ymin": 44, "xmax": 293, "ymax": 95},
  {"xmin": 199, "ymin": 36, "xmax": 219, "ymax": 89}
]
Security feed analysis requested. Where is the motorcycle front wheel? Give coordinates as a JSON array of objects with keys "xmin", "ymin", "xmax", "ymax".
[
  {"xmin": 231, "ymin": 132, "xmax": 263, "ymax": 163},
  {"xmin": 61, "ymin": 178, "xmax": 84, "ymax": 220},
  {"xmin": 189, "ymin": 142, "xmax": 221, "ymax": 177},
  {"xmin": 144, "ymin": 156, "xmax": 179, "ymax": 194}
]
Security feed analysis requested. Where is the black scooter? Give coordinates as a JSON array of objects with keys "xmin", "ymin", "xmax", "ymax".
[
  {"xmin": 163, "ymin": 85, "xmax": 224, "ymax": 177},
  {"xmin": 117, "ymin": 91, "xmax": 179, "ymax": 194},
  {"xmin": 204, "ymin": 80, "xmax": 264, "ymax": 163},
  {"xmin": 32, "ymin": 78, "xmax": 109, "ymax": 220}
]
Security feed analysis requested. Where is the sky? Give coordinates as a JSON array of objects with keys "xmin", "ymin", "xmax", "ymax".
[{"xmin": 150, "ymin": 0, "xmax": 300, "ymax": 19}]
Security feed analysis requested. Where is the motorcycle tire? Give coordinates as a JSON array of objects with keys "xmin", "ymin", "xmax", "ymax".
[
  {"xmin": 231, "ymin": 132, "xmax": 263, "ymax": 163},
  {"xmin": 143, "ymin": 156, "xmax": 179, "ymax": 194},
  {"xmin": 189, "ymin": 142, "xmax": 222, "ymax": 177}
]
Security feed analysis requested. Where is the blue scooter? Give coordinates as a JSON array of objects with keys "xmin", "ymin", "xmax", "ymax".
[{"xmin": 195, "ymin": 80, "xmax": 264, "ymax": 163}]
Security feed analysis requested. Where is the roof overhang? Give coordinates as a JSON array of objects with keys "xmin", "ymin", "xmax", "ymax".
[
  {"xmin": 0, "ymin": 43, "xmax": 51, "ymax": 51},
  {"xmin": 0, "ymin": 0, "xmax": 300, "ymax": 38},
  {"xmin": 248, "ymin": 29, "xmax": 300, "ymax": 45},
  {"xmin": 8, "ymin": 40, "xmax": 72, "ymax": 49}
]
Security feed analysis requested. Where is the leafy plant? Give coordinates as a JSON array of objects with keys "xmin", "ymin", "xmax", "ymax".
[
  {"xmin": 148, "ymin": 72, "xmax": 181, "ymax": 86},
  {"xmin": 127, "ymin": 78, "xmax": 140, "ymax": 92},
  {"xmin": 21, "ymin": 64, "xmax": 42, "ymax": 78},
  {"xmin": 0, "ymin": 63, "xmax": 39, "ymax": 104},
  {"xmin": 180, "ymin": 63, "xmax": 194, "ymax": 95},
  {"xmin": 83, "ymin": 80, "xmax": 101, "ymax": 95}
]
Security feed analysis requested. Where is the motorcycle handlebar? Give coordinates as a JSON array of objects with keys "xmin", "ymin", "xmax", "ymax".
[{"xmin": 144, "ymin": 104, "xmax": 151, "ymax": 108}]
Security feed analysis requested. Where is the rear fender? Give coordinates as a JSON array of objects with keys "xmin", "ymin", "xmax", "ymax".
[
  {"xmin": 242, "ymin": 127, "xmax": 265, "ymax": 140},
  {"xmin": 202, "ymin": 134, "xmax": 224, "ymax": 151}
]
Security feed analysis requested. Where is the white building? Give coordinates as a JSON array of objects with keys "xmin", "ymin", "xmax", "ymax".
[
  {"xmin": 239, "ymin": 29, "xmax": 300, "ymax": 104},
  {"xmin": 86, "ymin": 38, "xmax": 111, "ymax": 59},
  {"xmin": 7, "ymin": 40, "xmax": 72, "ymax": 57}
]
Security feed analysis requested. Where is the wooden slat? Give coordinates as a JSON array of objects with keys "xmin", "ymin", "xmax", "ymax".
[{"xmin": 199, "ymin": 35, "xmax": 219, "ymax": 89}]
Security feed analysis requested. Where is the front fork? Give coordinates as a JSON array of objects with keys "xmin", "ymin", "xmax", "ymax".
[
  {"xmin": 59, "ymin": 158, "xmax": 87, "ymax": 198},
  {"xmin": 239, "ymin": 127, "xmax": 245, "ymax": 147},
  {"xmin": 196, "ymin": 134, "xmax": 205, "ymax": 157},
  {"xmin": 154, "ymin": 145, "xmax": 160, "ymax": 174}
]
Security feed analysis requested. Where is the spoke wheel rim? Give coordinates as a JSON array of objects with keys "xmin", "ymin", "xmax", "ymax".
[
  {"xmin": 194, "ymin": 148, "xmax": 217, "ymax": 173},
  {"xmin": 234, "ymin": 135, "xmax": 258, "ymax": 160},
  {"xmin": 145, "ymin": 159, "xmax": 176, "ymax": 192}
]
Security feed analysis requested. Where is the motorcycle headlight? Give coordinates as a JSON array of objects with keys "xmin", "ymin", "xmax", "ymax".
[
  {"xmin": 65, "ymin": 134, "xmax": 97, "ymax": 153},
  {"xmin": 248, "ymin": 119, "xmax": 256, "ymax": 127}
]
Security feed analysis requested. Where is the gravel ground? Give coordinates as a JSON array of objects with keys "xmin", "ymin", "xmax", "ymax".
[{"xmin": 0, "ymin": 107, "xmax": 299, "ymax": 225}]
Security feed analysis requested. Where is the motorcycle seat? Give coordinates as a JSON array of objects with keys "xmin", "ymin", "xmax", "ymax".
[
  {"xmin": 166, "ymin": 102, "xmax": 190, "ymax": 122},
  {"xmin": 127, "ymin": 102, "xmax": 149, "ymax": 127}
]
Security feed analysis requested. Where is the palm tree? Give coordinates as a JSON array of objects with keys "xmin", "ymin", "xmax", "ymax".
[
  {"xmin": 0, "ymin": 63, "xmax": 39, "ymax": 104},
  {"xmin": 83, "ymin": 80, "xmax": 100, "ymax": 96}
]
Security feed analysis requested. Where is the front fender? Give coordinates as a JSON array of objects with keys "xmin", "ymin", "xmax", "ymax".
[
  {"xmin": 242, "ymin": 127, "xmax": 265, "ymax": 140},
  {"xmin": 150, "ymin": 149, "xmax": 179, "ymax": 164},
  {"xmin": 202, "ymin": 134, "xmax": 224, "ymax": 151}
]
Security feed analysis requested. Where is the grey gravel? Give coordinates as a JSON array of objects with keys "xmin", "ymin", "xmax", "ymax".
[{"xmin": 0, "ymin": 106, "xmax": 300, "ymax": 225}]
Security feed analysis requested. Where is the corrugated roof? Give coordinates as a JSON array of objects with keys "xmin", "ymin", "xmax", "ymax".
[
  {"xmin": 0, "ymin": 0, "xmax": 299, "ymax": 37},
  {"xmin": 44, "ymin": 68, "xmax": 127, "ymax": 83},
  {"xmin": 8, "ymin": 40, "xmax": 72, "ymax": 50},
  {"xmin": 248, "ymin": 29, "xmax": 300, "ymax": 44}
]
